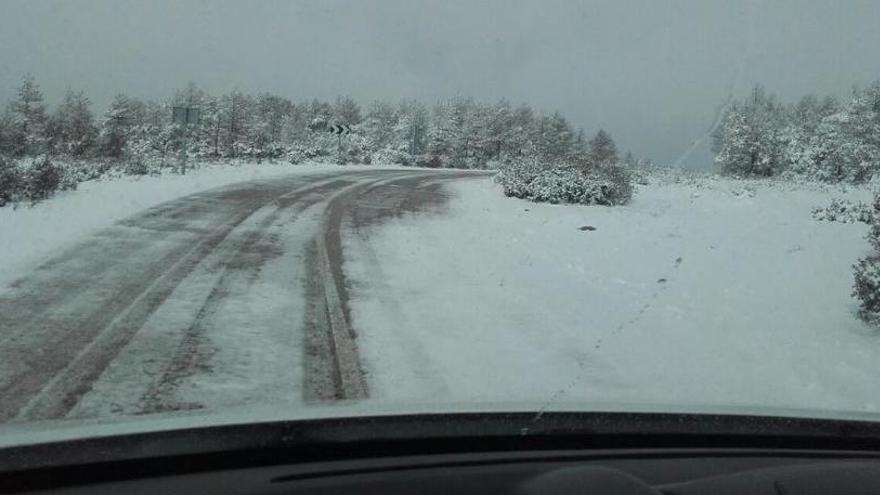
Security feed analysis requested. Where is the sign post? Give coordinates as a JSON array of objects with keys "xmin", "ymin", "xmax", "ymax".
[
  {"xmin": 172, "ymin": 106, "xmax": 201, "ymax": 175},
  {"xmin": 326, "ymin": 124, "xmax": 351, "ymax": 164}
]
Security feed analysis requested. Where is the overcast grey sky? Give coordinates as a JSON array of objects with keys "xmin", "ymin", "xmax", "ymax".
[{"xmin": 1, "ymin": 0, "xmax": 878, "ymax": 166}]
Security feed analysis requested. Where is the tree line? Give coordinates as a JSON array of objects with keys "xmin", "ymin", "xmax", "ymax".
[
  {"xmin": 713, "ymin": 81, "xmax": 880, "ymax": 183},
  {"xmin": 0, "ymin": 74, "xmax": 629, "ymax": 171}
]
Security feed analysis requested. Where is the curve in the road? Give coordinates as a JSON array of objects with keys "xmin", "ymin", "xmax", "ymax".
[{"xmin": 0, "ymin": 169, "xmax": 489, "ymax": 423}]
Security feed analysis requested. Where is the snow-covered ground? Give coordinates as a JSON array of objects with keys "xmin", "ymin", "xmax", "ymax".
[
  {"xmin": 345, "ymin": 175, "xmax": 880, "ymax": 416},
  {"xmin": 0, "ymin": 161, "xmax": 379, "ymax": 288}
]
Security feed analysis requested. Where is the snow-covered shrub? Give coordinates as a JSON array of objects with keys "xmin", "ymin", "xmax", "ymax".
[
  {"xmin": 124, "ymin": 155, "xmax": 150, "ymax": 176},
  {"xmin": 854, "ymin": 257, "xmax": 880, "ymax": 323},
  {"xmin": 60, "ymin": 159, "xmax": 113, "ymax": 182},
  {"xmin": 0, "ymin": 156, "xmax": 23, "ymax": 206},
  {"xmin": 631, "ymin": 168, "xmax": 650, "ymax": 185},
  {"xmin": 496, "ymin": 159, "xmax": 633, "ymax": 206},
  {"xmin": 868, "ymin": 194, "xmax": 880, "ymax": 253},
  {"xmin": 21, "ymin": 155, "xmax": 62, "ymax": 202},
  {"xmin": 421, "ymin": 153, "xmax": 447, "ymax": 168},
  {"xmin": 53, "ymin": 161, "xmax": 79, "ymax": 192},
  {"xmin": 370, "ymin": 146, "xmax": 411, "ymax": 166},
  {"xmin": 287, "ymin": 144, "xmax": 330, "ymax": 165},
  {"xmin": 730, "ymin": 185, "xmax": 757, "ymax": 198},
  {"xmin": 812, "ymin": 198, "xmax": 873, "ymax": 224},
  {"xmin": 595, "ymin": 162, "xmax": 634, "ymax": 205},
  {"xmin": 494, "ymin": 159, "xmax": 545, "ymax": 198},
  {"xmin": 853, "ymin": 193, "xmax": 880, "ymax": 323},
  {"xmin": 413, "ymin": 154, "xmax": 442, "ymax": 168}
]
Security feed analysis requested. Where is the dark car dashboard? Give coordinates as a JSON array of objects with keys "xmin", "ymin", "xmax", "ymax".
[{"xmin": 3, "ymin": 412, "xmax": 880, "ymax": 494}]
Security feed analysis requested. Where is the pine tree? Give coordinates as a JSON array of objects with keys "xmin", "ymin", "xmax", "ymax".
[
  {"xmin": 509, "ymin": 104, "xmax": 534, "ymax": 157},
  {"xmin": 547, "ymin": 112, "xmax": 574, "ymax": 161},
  {"xmin": 446, "ymin": 97, "xmax": 476, "ymax": 168},
  {"xmin": 280, "ymin": 102, "xmax": 310, "ymax": 145},
  {"xmin": 589, "ymin": 129, "xmax": 618, "ymax": 166},
  {"xmin": 99, "ymin": 94, "xmax": 135, "ymax": 159},
  {"xmin": 0, "ymin": 107, "xmax": 12, "ymax": 156},
  {"xmin": 714, "ymin": 85, "xmax": 786, "ymax": 177},
  {"xmin": 49, "ymin": 90, "xmax": 96, "ymax": 156},
  {"xmin": 364, "ymin": 100, "xmax": 398, "ymax": 151},
  {"xmin": 483, "ymin": 99, "xmax": 513, "ymax": 161},
  {"xmin": 333, "ymin": 96, "xmax": 362, "ymax": 126},
  {"xmin": 8, "ymin": 74, "xmax": 48, "ymax": 156},
  {"xmin": 252, "ymin": 93, "xmax": 292, "ymax": 156},
  {"xmin": 219, "ymin": 89, "xmax": 252, "ymax": 157},
  {"xmin": 394, "ymin": 100, "xmax": 429, "ymax": 162}
]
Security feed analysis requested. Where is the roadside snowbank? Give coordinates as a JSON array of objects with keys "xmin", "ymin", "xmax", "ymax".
[{"xmin": 345, "ymin": 175, "xmax": 880, "ymax": 415}]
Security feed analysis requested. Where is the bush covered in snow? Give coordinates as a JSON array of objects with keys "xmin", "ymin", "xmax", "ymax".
[
  {"xmin": 0, "ymin": 155, "xmax": 69, "ymax": 206},
  {"xmin": 853, "ymin": 193, "xmax": 880, "ymax": 323},
  {"xmin": 0, "ymin": 156, "xmax": 22, "ymax": 206},
  {"xmin": 495, "ymin": 158, "xmax": 633, "ymax": 206},
  {"xmin": 854, "ymin": 257, "xmax": 880, "ymax": 323},
  {"xmin": 812, "ymin": 198, "xmax": 873, "ymax": 224},
  {"xmin": 23, "ymin": 156, "xmax": 62, "ymax": 201}
]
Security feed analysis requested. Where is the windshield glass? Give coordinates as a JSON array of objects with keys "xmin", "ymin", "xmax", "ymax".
[{"xmin": 2, "ymin": 0, "xmax": 880, "ymax": 446}]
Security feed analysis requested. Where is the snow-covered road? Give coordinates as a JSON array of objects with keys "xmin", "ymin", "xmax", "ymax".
[
  {"xmin": 0, "ymin": 168, "xmax": 488, "ymax": 424},
  {"xmin": 3, "ymin": 167, "xmax": 880, "ymax": 427}
]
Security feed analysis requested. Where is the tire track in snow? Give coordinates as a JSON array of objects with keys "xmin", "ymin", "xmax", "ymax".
[
  {"xmin": 9, "ymin": 178, "xmax": 358, "ymax": 421},
  {"xmin": 342, "ymin": 176, "xmax": 460, "ymax": 400},
  {"xmin": 303, "ymin": 172, "xmax": 482, "ymax": 402},
  {"xmin": 0, "ymin": 169, "xmax": 485, "ymax": 422},
  {"xmin": 2, "ymin": 174, "xmax": 363, "ymax": 422},
  {"xmin": 302, "ymin": 179, "xmax": 393, "ymax": 401},
  {"xmin": 135, "ymin": 179, "xmax": 357, "ymax": 415},
  {"xmin": 7, "ymin": 198, "xmax": 268, "ymax": 422}
]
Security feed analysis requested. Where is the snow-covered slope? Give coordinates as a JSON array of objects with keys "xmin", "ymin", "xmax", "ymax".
[{"xmin": 345, "ymin": 176, "xmax": 880, "ymax": 415}]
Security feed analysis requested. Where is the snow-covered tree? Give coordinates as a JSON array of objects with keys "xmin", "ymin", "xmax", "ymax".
[
  {"xmin": 306, "ymin": 99, "xmax": 333, "ymax": 129},
  {"xmin": 394, "ymin": 99, "xmax": 430, "ymax": 163},
  {"xmin": 0, "ymin": 71, "xmax": 642, "ymax": 173},
  {"xmin": 251, "ymin": 93, "xmax": 292, "ymax": 157},
  {"xmin": 788, "ymin": 83, "xmax": 880, "ymax": 182},
  {"xmin": 7, "ymin": 74, "xmax": 48, "ymax": 157},
  {"xmin": 99, "ymin": 94, "xmax": 137, "ymax": 159},
  {"xmin": 715, "ymin": 85, "xmax": 787, "ymax": 177},
  {"xmin": 482, "ymin": 99, "xmax": 514, "ymax": 161},
  {"xmin": 589, "ymin": 129, "xmax": 618, "ymax": 166},
  {"xmin": 508, "ymin": 104, "xmax": 535, "ymax": 158},
  {"xmin": 0, "ymin": 107, "xmax": 13, "ymax": 156},
  {"xmin": 219, "ymin": 89, "xmax": 253, "ymax": 157},
  {"xmin": 362, "ymin": 100, "xmax": 398, "ymax": 151},
  {"xmin": 333, "ymin": 96, "xmax": 362, "ymax": 126},
  {"xmin": 48, "ymin": 90, "xmax": 96, "ymax": 156}
]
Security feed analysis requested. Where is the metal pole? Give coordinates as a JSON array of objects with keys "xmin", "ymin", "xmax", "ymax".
[
  {"xmin": 411, "ymin": 120, "xmax": 416, "ymax": 162},
  {"xmin": 178, "ymin": 123, "xmax": 188, "ymax": 175},
  {"xmin": 181, "ymin": 128, "xmax": 188, "ymax": 175}
]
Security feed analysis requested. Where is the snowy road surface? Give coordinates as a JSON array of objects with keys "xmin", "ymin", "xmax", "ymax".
[
  {"xmin": 3, "ymin": 169, "xmax": 880, "ymax": 426},
  {"xmin": 0, "ymin": 169, "xmax": 487, "ymax": 423}
]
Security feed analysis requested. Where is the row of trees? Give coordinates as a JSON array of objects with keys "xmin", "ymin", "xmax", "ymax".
[
  {"xmin": 0, "ymin": 75, "xmax": 626, "ymax": 170},
  {"xmin": 713, "ymin": 82, "xmax": 880, "ymax": 183}
]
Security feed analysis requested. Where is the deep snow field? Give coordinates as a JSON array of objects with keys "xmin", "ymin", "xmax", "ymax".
[{"xmin": 344, "ymin": 174, "xmax": 880, "ymax": 416}]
